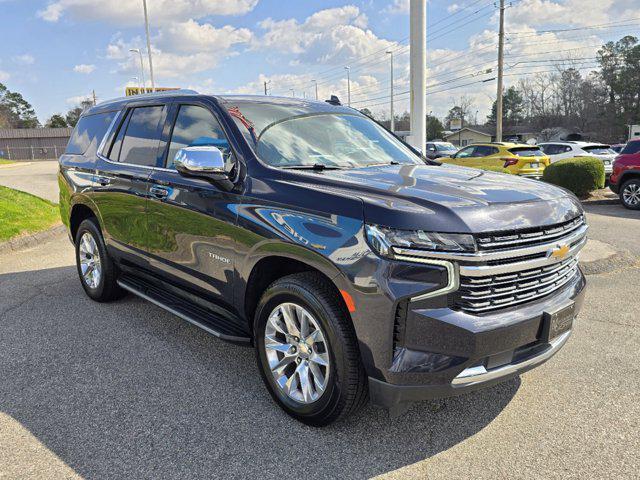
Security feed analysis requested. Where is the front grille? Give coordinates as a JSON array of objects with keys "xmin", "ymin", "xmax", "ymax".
[
  {"xmin": 476, "ymin": 215, "xmax": 585, "ymax": 250},
  {"xmin": 453, "ymin": 256, "xmax": 580, "ymax": 313}
]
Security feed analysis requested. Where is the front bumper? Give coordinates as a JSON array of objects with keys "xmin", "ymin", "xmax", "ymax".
[
  {"xmin": 370, "ymin": 329, "xmax": 572, "ymax": 408},
  {"xmin": 367, "ymin": 269, "xmax": 585, "ymax": 409}
]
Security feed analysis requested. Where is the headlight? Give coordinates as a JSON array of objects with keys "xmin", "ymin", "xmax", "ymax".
[{"xmin": 365, "ymin": 224, "xmax": 476, "ymax": 258}]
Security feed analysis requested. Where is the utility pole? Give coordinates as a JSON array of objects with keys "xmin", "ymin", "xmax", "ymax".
[
  {"xmin": 289, "ymin": 88, "xmax": 295, "ymax": 97},
  {"xmin": 496, "ymin": 0, "xmax": 505, "ymax": 142},
  {"xmin": 92, "ymin": 89, "xmax": 97, "ymax": 106},
  {"xmin": 409, "ymin": 0, "xmax": 426, "ymax": 153},
  {"xmin": 344, "ymin": 66, "xmax": 351, "ymax": 106},
  {"xmin": 129, "ymin": 48, "xmax": 146, "ymax": 91},
  {"xmin": 312, "ymin": 79, "xmax": 318, "ymax": 100},
  {"xmin": 386, "ymin": 50, "xmax": 394, "ymax": 132},
  {"xmin": 142, "ymin": 0, "xmax": 155, "ymax": 92},
  {"xmin": 263, "ymin": 80, "xmax": 270, "ymax": 95}
]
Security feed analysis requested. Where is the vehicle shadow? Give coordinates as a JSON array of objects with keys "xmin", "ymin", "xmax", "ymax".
[
  {"xmin": 0, "ymin": 266, "xmax": 519, "ymax": 479},
  {"xmin": 583, "ymin": 202, "xmax": 639, "ymax": 220}
]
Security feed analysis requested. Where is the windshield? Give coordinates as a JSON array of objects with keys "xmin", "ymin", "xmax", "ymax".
[
  {"xmin": 508, "ymin": 147, "xmax": 545, "ymax": 157},
  {"xmin": 582, "ymin": 145, "xmax": 615, "ymax": 155},
  {"xmin": 436, "ymin": 143, "xmax": 457, "ymax": 152},
  {"xmin": 223, "ymin": 100, "xmax": 421, "ymax": 168}
]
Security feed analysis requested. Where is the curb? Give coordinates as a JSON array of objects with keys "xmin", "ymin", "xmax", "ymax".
[{"xmin": 0, "ymin": 224, "xmax": 67, "ymax": 255}]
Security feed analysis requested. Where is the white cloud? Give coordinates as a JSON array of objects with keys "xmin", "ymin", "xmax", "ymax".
[
  {"xmin": 447, "ymin": 4, "xmax": 461, "ymax": 13},
  {"xmin": 255, "ymin": 6, "xmax": 394, "ymax": 67},
  {"xmin": 73, "ymin": 64, "xmax": 95, "ymax": 74},
  {"xmin": 156, "ymin": 20, "xmax": 252, "ymax": 53},
  {"xmin": 505, "ymin": 0, "xmax": 636, "ymax": 27},
  {"xmin": 66, "ymin": 93, "xmax": 93, "ymax": 106},
  {"xmin": 0, "ymin": 70, "xmax": 10, "ymax": 82},
  {"xmin": 38, "ymin": 0, "xmax": 258, "ymax": 25},
  {"xmin": 382, "ymin": 0, "xmax": 409, "ymax": 15},
  {"xmin": 13, "ymin": 54, "xmax": 35, "ymax": 65}
]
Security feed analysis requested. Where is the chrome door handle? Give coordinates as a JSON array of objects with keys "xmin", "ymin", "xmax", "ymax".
[{"xmin": 150, "ymin": 185, "xmax": 169, "ymax": 199}]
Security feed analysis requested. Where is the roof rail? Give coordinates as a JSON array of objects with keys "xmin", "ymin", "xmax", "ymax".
[{"xmin": 97, "ymin": 88, "xmax": 200, "ymax": 106}]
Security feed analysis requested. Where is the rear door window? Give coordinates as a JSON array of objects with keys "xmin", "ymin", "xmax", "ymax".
[
  {"xmin": 118, "ymin": 106, "xmax": 164, "ymax": 166},
  {"xmin": 473, "ymin": 146, "xmax": 499, "ymax": 157},
  {"xmin": 66, "ymin": 111, "xmax": 117, "ymax": 156},
  {"xmin": 540, "ymin": 144, "xmax": 558, "ymax": 155}
]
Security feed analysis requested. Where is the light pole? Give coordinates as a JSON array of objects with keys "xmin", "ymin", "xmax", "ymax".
[
  {"xmin": 496, "ymin": 0, "xmax": 505, "ymax": 141},
  {"xmin": 409, "ymin": 0, "xmax": 426, "ymax": 153},
  {"xmin": 131, "ymin": 76, "xmax": 140, "ymax": 91},
  {"xmin": 289, "ymin": 88, "xmax": 295, "ymax": 97},
  {"xmin": 264, "ymin": 80, "xmax": 271, "ymax": 95},
  {"xmin": 142, "ymin": 0, "xmax": 155, "ymax": 92},
  {"xmin": 344, "ymin": 66, "xmax": 351, "ymax": 106},
  {"xmin": 386, "ymin": 50, "xmax": 394, "ymax": 132},
  {"xmin": 129, "ymin": 48, "xmax": 146, "ymax": 92},
  {"xmin": 312, "ymin": 79, "xmax": 318, "ymax": 100}
]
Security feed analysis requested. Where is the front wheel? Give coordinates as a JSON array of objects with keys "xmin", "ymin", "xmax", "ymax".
[
  {"xmin": 254, "ymin": 272, "xmax": 367, "ymax": 426},
  {"xmin": 620, "ymin": 179, "xmax": 640, "ymax": 210}
]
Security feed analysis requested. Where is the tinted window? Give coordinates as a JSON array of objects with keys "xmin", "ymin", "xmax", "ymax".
[
  {"xmin": 540, "ymin": 144, "xmax": 558, "ymax": 155},
  {"xmin": 118, "ymin": 106, "xmax": 164, "ymax": 166},
  {"xmin": 508, "ymin": 147, "xmax": 545, "ymax": 157},
  {"xmin": 621, "ymin": 141, "xmax": 640, "ymax": 154},
  {"xmin": 582, "ymin": 145, "xmax": 616, "ymax": 155},
  {"xmin": 473, "ymin": 146, "xmax": 498, "ymax": 157},
  {"xmin": 66, "ymin": 111, "xmax": 116, "ymax": 155},
  {"xmin": 167, "ymin": 105, "xmax": 229, "ymax": 169}
]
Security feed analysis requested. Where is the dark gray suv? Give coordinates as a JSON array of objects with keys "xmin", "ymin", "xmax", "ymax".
[{"xmin": 59, "ymin": 91, "xmax": 587, "ymax": 425}]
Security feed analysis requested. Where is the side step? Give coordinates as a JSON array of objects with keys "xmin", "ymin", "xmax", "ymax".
[{"xmin": 117, "ymin": 275, "xmax": 251, "ymax": 344}]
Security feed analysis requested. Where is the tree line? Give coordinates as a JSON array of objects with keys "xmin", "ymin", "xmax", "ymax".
[
  {"xmin": 0, "ymin": 82, "xmax": 93, "ymax": 129},
  {"xmin": 367, "ymin": 35, "xmax": 640, "ymax": 144}
]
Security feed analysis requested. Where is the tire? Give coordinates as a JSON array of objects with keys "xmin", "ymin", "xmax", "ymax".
[
  {"xmin": 619, "ymin": 178, "xmax": 640, "ymax": 210},
  {"xmin": 74, "ymin": 218, "xmax": 125, "ymax": 302},
  {"xmin": 253, "ymin": 272, "xmax": 368, "ymax": 426}
]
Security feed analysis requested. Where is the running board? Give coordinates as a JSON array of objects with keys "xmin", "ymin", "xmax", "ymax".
[{"xmin": 117, "ymin": 276, "xmax": 251, "ymax": 344}]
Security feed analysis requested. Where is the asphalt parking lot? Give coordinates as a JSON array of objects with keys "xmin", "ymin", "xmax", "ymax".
[{"xmin": 0, "ymin": 169, "xmax": 639, "ymax": 479}]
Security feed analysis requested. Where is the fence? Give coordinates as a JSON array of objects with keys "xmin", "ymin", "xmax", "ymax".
[{"xmin": 0, "ymin": 146, "xmax": 66, "ymax": 161}]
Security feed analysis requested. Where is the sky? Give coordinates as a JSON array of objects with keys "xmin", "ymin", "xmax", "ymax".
[{"xmin": 1, "ymin": 0, "xmax": 639, "ymax": 125}]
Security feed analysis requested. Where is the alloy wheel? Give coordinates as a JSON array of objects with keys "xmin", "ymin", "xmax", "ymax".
[
  {"xmin": 79, "ymin": 232, "xmax": 102, "ymax": 289},
  {"xmin": 264, "ymin": 302, "xmax": 330, "ymax": 404},
  {"xmin": 622, "ymin": 183, "xmax": 640, "ymax": 207}
]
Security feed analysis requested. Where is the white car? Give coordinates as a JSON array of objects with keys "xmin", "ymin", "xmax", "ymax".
[{"xmin": 538, "ymin": 141, "xmax": 617, "ymax": 176}]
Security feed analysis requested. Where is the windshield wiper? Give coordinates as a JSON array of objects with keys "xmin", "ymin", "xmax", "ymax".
[{"xmin": 281, "ymin": 164, "xmax": 345, "ymax": 171}]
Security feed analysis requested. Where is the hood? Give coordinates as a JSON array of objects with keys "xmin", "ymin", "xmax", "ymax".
[{"xmin": 300, "ymin": 164, "xmax": 583, "ymax": 233}]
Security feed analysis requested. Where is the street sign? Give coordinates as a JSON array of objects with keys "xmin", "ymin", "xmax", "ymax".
[
  {"xmin": 125, "ymin": 87, "xmax": 180, "ymax": 96},
  {"xmin": 450, "ymin": 118, "xmax": 462, "ymax": 131}
]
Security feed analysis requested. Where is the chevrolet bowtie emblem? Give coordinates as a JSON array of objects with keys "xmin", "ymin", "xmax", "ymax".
[{"xmin": 550, "ymin": 244, "xmax": 570, "ymax": 260}]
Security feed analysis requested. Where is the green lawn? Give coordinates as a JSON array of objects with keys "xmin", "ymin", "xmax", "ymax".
[
  {"xmin": 0, "ymin": 186, "xmax": 60, "ymax": 242},
  {"xmin": 0, "ymin": 159, "xmax": 15, "ymax": 165}
]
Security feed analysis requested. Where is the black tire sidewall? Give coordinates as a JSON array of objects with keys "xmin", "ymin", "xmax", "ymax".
[
  {"xmin": 620, "ymin": 179, "xmax": 640, "ymax": 210},
  {"xmin": 75, "ymin": 220, "xmax": 108, "ymax": 300},
  {"xmin": 254, "ymin": 282, "xmax": 349, "ymax": 423}
]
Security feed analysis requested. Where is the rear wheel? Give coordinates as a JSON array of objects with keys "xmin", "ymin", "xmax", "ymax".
[
  {"xmin": 75, "ymin": 219, "xmax": 125, "ymax": 302},
  {"xmin": 254, "ymin": 272, "xmax": 368, "ymax": 426},
  {"xmin": 620, "ymin": 178, "xmax": 640, "ymax": 210}
]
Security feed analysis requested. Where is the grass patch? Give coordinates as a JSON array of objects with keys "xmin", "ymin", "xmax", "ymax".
[
  {"xmin": 0, "ymin": 186, "xmax": 60, "ymax": 242},
  {"xmin": 0, "ymin": 158, "xmax": 15, "ymax": 165}
]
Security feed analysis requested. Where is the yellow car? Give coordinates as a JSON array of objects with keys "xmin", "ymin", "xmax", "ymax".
[{"xmin": 441, "ymin": 142, "xmax": 550, "ymax": 178}]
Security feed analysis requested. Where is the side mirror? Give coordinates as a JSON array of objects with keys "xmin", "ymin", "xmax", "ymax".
[{"xmin": 174, "ymin": 146, "xmax": 227, "ymax": 178}]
